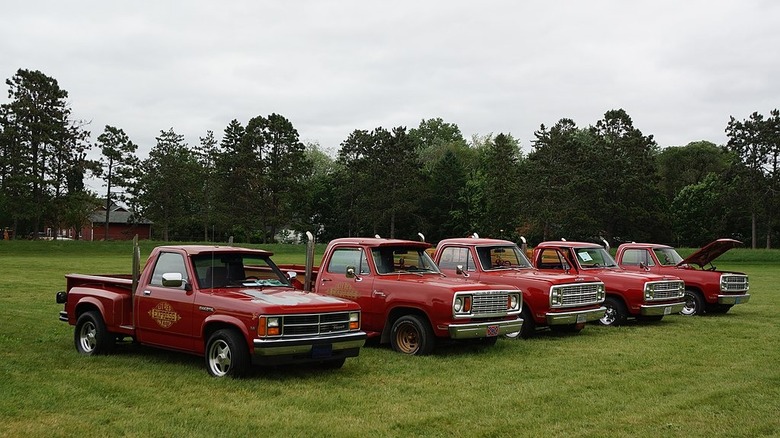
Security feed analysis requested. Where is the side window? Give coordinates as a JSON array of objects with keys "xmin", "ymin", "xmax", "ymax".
[
  {"xmin": 327, "ymin": 248, "xmax": 370, "ymax": 275},
  {"xmin": 150, "ymin": 252, "xmax": 188, "ymax": 288},
  {"xmin": 538, "ymin": 249, "xmax": 564, "ymax": 270},
  {"xmin": 438, "ymin": 247, "xmax": 476, "ymax": 271},
  {"xmin": 622, "ymin": 249, "xmax": 652, "ymax": 266}
]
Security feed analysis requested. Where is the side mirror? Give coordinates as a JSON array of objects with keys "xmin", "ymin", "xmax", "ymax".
[
  {"xmin": 161, "ymin": 272, "xmax": 184, "ymax": 288},
  {"xmin": 287, "ymin": 271, "xmax": 298, "ymax": 280},
  {"xmin": 345, "ymin": 266, "xmax": 356, "ymax": 279},
  {"xmin": 455, "ymin": 264, "xmax": 469, "ymax": 277}
]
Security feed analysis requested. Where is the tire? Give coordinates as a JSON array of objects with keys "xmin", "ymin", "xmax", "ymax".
[
  {"xmin": 599, "ymin": 297, "xmax": 628, "ymax": 326},
  {"xmin": 390, "ymin": 315, "xmax": 435, "ymax": 355},
  {"xmin": 516, "ymin": 306, "xmax": 537, "ymax": 339},
  {"xmin": 205, "ymin": 329, "xmax": 250, "ymax": 378},
  {"xmin": 74, "ymin": 310, "xmax": 114, "ymax": 355},
  {"xmin": 681, "ymin": 289, "xmax": 705, "ymax": 316}
]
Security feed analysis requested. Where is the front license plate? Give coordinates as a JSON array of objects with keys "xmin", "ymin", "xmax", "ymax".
[
  {"xmin": 734, "ymin": 297, "xmax": 743, "ymax": 304},
  {"xmin": 486, "ymin": 325, "xmax": 499, "ymax": 337},
  {"xmin": 664, "ymin": 306, "xmax": 672, "ymax": 315},
  {"xmin": 576, "ymin": 314, "xmax": 587, "ymax": 323},
  {"xmin": 311, "ymin": 344, "xmax": 333, "ymax": 359}
]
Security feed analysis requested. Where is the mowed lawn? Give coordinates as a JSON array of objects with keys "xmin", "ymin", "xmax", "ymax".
[{"xmin": 1, "ymin": 240, "xmax": 778, "ymax": 437}]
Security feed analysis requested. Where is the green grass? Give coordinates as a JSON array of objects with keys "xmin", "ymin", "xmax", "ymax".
[{"xmin": 1, "ymin": 240, "xmax": 779, "ymax": 437}]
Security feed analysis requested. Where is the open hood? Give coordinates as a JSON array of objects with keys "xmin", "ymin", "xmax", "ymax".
[{"xmin": 679, "ymin": 239, "xmax": 742, "ymax": 268}]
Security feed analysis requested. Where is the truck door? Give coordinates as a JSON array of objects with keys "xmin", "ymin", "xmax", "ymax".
[
  {"xmin": 317, "ymin": 247, "xmax": 382, "ymax": 332},
  {"xmin": 620, "ymin": 248, "xmax": 657, "ymax": 273},
  {"xmin": 135, "ymin": 251, "xmax": 197, "ymax": 351},
  {"xmin": 436, "ymin": 246, "xmax": 481, "ymax": 280}
]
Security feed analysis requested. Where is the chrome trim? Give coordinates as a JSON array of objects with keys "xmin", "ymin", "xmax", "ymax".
[
  {"xmin": 720, "ymin": 273, "xmax": 749, "ymax": 293},
  {"xmin": 446, "ymin": 317, "xmax": 523, "ymax": 339},
  {"xmin": 717, "ymin": 293, "xmax": 750, "ymax": 305},
  {"xmin": 549, "ymin": 282, "xmax": 605, "ymax": 308},
  {"xmin": 546, "ymin": 306, "xmax": 606, "ymax": 325},
  {"xmin": 252, "ymin": 331, "xmax": 367, "ymax": 356},
  {"xmin": 640, "ymin": 301, "xmax": 685, "ymax": 316}
]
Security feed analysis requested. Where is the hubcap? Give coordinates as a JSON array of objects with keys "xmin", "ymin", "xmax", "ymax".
[
  {"xmin": 681, "ymin": 294, "xmax": 697, "ymax": 316},
  {"xmin": 600, "ymin": 307, "xmax": 616, "ymax": 325},
  {"xmin": 396, "ymin": 323, "xmax": 420, "ymax": 354},
  {"xmin": 79, "ymin": 321, "xmax": 97, "ymax": 352},
  {"xmin": 208, "ymin": 340, "xmax": 232, "ymax": 376}
]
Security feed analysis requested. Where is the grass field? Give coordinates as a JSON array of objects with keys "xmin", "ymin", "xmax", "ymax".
[{"xmin": 1, "ymin": 240, "xmax": 778, "ymax": 437}]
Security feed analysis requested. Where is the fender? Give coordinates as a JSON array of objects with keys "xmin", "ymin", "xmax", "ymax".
[{"xmin": 198, "ymin": 313, "xmax": 252, "ymax": 355}]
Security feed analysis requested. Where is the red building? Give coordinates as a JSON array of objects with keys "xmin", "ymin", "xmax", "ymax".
[{"xmin": 82, "ymin": 204, "xmax": 152, "ymax": 241}]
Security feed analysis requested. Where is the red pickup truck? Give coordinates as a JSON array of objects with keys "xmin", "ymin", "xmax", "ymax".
[
  {"xmin": 431, "ymin": 237, "xmax": 606, "ymax": 338},
  {"xmin": 56, "ymin": 244, "xmax": 366, "ymax": 377},
  {"xmin": 530, "ymin": 241, "xmax": 686, "ymax": 326},
  {"xmin": 615, "ymin": 239, "xmax": 750, "ymax": 315},
  {"xmin": 286, "ymin": 237, "xmax": 523, "ymax": 355}
]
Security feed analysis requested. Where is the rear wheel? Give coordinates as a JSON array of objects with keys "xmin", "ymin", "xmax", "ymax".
[
  {"xmin": 599, "ymin": 297, "xmax": 628, "ymax": 326},
  {"xmin": 681, "ymin": 289, "xmax": 705, "ymax": 316},
  {"xmin": 74, "ymin": 311, "xmax": 114, "ymax": 355},
  {"xmin": 205, "ymin": 329, "xmax": 250, "ymax": 378},
  {"xmin": 390, "ymin": 315, "xmax": 435, "ymax": 355}
]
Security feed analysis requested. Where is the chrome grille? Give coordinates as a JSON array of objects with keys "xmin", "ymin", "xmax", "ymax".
[
  {"xmin": 721, "ymin": 274, "xmax": 749, "ymax": 293},
  {"xmin": 557, "ymin": 283, "xmax": 602, "ymax": 306},
  {"xmin": 647, "ymin": 280, "xmax": 684, "ymax": 300},
  {"xmin": 471, "ymin": 291, "xmax": 509, "ymax": 315},
  {"xmin": 281, "ymin": 312, "xmax": 352, "ymax": 336}
]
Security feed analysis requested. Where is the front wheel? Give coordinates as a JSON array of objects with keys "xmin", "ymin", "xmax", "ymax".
[
  {"xmin": 506, "ymin": 306, "xmax": 535, "ymax": 339},
  {"xmin": 681, "ymin": 289, "xmax": 705, "ymax": 316},
  {"xmin": 390, "ymin": 315, "xmax": 435, "ymax": 355},
  {"xmin": 599, "ymin": 297, "xmax": 628, "ymax": 326},
  {"xmin": 74, "ymin": 311, "xmax": 114, "ymax": 355},
  {"xmin": 205, "ymin": 329, "xmax": 250, "ymax": 378}
]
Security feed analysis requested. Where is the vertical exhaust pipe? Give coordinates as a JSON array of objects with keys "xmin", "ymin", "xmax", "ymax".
[{"xmin": 304, "ymin": 231, "xmax": 315, "ymax": 293}]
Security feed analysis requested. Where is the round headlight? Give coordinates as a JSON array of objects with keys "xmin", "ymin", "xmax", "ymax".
[
  {"xmin": 454, "ymin": 297, "xmax": 463, "ymax": 312},
  {"xmin": 510, "ymin": 294, "xmax": 519, "ymax": 309}
]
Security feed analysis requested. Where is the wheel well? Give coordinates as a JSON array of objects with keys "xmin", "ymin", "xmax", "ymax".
[
  {"xmin": 381, "ymin": 307, "xmax": 431, "ymax": 344},
  {"xmin": 74, "ymin": 302, "xmax": 100, "ymax": 320},
  {"xmin": 203, "ymin": 322, "xmax": 246, "ymax": 349},
  {"xmin": 605, "ymin": 293, "xmax": 627, "ymax": 308}
]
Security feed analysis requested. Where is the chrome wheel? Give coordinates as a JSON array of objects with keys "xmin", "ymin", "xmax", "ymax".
[
  {"xmin": 207, "ymin": 339, "xmax": 232, "ymax": 377},
  {"xmin": 78, "ymin": 320, "xmax": 97, "ymax": 353}
]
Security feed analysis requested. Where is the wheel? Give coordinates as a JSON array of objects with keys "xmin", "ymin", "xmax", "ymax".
[
  {"xmin": 205, "ymin": 329, "xmax": 250, "ymax": 378},
  {"xmin": 505, "ymin": 306, "xmax": 536, "ymax": 339},
  {"xmin": 681, "ymin": 289, "xmax": 705, "ymax": 316},
  {"xmin": 74, "ymin": 311, "xmax": 114, "ymax": 355},
  {"xmin": 390, "ymin": 315, "xmax": 435, "ymax": 355},
  {"xmin": 599, "ymin": 297, "xmax": 628, "ymax": 326}
]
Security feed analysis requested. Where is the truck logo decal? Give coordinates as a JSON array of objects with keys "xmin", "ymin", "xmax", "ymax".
[
  {"xmin": 148, "ymin": 301, "xmax": 181, "ymax": 328},
  {"xmin": 328, "ymin": 283, "xmax": 360, "ymax": 300}
]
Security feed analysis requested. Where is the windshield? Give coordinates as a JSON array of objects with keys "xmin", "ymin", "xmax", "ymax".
[
  {"xmin": 191, "ymin": 252, "xmax": 291, "ymax": 288},
  {"xmin": 371, "ymin": 246, "xmax": 441, "ymax": 275},
  {"xmin": 653, "ymin": 248, "xmax": 683, "ymax": 266},
  {"xmin": 573, "ymin": 247, "xmax": 618, "ymax": 269},
  {"xmin": 477, "ymin": 245, "xmax": 533, "ymax": 270}
]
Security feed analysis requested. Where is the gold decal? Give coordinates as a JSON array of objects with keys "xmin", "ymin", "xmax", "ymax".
[
  {"xmin": 328, "ymin": 283, "xmax": 360, "ymax": 300},
  {"xmin": 148, "ymin": 301, "xmax": 182, "ymax": 328}
]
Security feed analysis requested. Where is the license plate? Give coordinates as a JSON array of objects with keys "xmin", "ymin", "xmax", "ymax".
[
  {"xmin": 734, "ymin": 297, "xmax": 743, "ymax": 304},
  {"xmin": 486, "ymin": 325, "xmax": 499, "ymax": 337},
  {"xmin": 576, "ymin": 314, "xmax": 586, "ymax": 323},
  {"xmin": 664, "ymin": 306, "xmax": 672, "ymax": 315},
  {"xmin": 311, "ymin": 344, "xmax": 333, "ymax": 359}
]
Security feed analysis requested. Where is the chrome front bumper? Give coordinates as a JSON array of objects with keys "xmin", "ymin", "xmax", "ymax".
[
  {"xmin": 640, "ymin": 301, "xmax": 685, "ymax": 316},
  {"xmin": 718, "ymin": 293, "xmax": 750, "ymax": 305},
  {"xmin": 252, "ymin": 331, "xmax": 366, "ymax": 362},
  {"xmin": 447, "ymin": 317, "xmax": 523, "ymax": 339},
  {"xmin": 546, "ymin": 306, "xmax": 606, "ymax": 325}
]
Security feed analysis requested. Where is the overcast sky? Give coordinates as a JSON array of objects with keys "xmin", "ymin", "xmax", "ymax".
[{"xmin": 2, "ymin": 1, "xmax": 779, "ymax": 160}]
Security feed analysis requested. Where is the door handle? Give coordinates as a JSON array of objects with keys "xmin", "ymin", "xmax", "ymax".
[{"xmin": 143, "ymin": 290, "xmax": 151, "ymax": 296}]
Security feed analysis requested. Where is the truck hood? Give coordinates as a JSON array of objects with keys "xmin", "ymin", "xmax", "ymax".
[
  {"xmin": 678, "ymin": 239, "xmax": 742, "ymax": 268},
  {"xmin": 588, "ymin": 268, "xmax": 678, "ymax": 282},
  {"xmin": 217, "ymin": 287, "xmax": 357, "ymax": 310},
  {"xmin": 377, "ymin": 274, "xmax": 519, "ymax": 292},
  {"xmin": 480, "ymin": 269, "xmax": 601, "ymax": 286}
]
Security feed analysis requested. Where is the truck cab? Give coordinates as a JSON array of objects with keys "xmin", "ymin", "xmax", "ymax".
[
  {"xmin": 531, "ymin": 241, "xmax": 685, "ymax": 326},
  {"xmin": 615, "ymin": 239, "xmax": 750, "ymax": 315},
  {"xmin": 432, "ymin": 237, "xmax": 606, "ymax": 338},
  {"xmin": 314, "ymin": 238, "xmax": 523, "ymax": 355}
]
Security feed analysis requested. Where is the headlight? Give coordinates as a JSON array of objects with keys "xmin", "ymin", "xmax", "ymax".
[
  {"xmin": 644, "ymin": 283, "xmax": 654, "ymax": 300},
  {"xmin": 597, "ymin": 284, "xmax": 606, "ymax": 301},
  {"xmin": 550, "ymin": 288, "xmax": 563, "ymax": 307},
  {"xmin": 453, "ymin": 295, "xmax": 472, "ymax": 315},
  {"xmin": 508, "ymin": 294, "xmax": 519, "ymax": 310},
  {"xmin": 267, "ymin": 317, "xmax": 281, "ymax": 336},
  {"xmin": 349, "ymin": 311, "xmax": 360, "ymax": 330},
  {"xmin": 454, "ymin": 297, "xmax": 463, "ymax": 312}
]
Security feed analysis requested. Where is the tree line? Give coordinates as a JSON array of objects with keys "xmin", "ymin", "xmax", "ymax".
[{"xmin": 1, "ymin": 68, "xmax": 779, "ymax": 248}]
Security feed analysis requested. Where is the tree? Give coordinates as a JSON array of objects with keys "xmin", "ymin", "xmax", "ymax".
[
  {"xmin": 96, "ymin": 125, "xmax": 139, "ymax": 240},
  {"xmin": 478, "ymin": 133, "xmax": 523, "ymax": 240},
  {"xmin": 135, "ymin": 128, "xmax": 201, "ymax": 241},
  {"xmin": 193, "ymin": 130, "xmax": 219, "ymax": 241},
  {"xmin": 656, "ymin": 141, "xmax": 734, "ymax": 202},
  {"xmin": 0, "ymin": 69, "xmax": 90, "ymax": 237}
]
